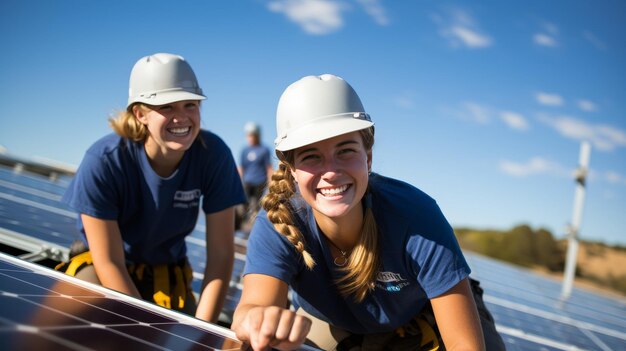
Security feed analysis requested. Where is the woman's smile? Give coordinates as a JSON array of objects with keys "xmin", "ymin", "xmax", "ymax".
[
  {"xmin": 292, "ymin": 132, "xmax": 370, "ymax": 221},
  {"xmin": 167, "ymin": 126, "xmax": 192, "ymax": 137},
  {"xmin": 317, "ymin": 184, "xmax": 352, "ymax": 197}
]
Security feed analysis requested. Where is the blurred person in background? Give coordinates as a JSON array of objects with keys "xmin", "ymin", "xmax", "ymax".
[{"xmin": 236, "ymin": 122, "xmax": 272, "ymax": 232}]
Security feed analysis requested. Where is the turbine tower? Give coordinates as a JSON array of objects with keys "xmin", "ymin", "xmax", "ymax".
[{"xmin": 560, "ymin": 141, "xmax": 591, "ymax": 301}]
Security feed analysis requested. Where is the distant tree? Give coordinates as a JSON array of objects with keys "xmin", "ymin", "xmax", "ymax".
[
  {"xmin": 454, "ymin": 224, "xmax": 564, "ymax": 271},
  {"xmin": 534, "ymin": 228, "xmax": 563, "ymax": 271}
]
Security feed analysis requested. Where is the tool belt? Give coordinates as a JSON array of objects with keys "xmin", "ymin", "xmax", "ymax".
[
  {"xmin": 55, "ymin": 250, "xmax": 195, "ymax": 311},
  {"xmin": 335, "ymin": 303, "xmax": 441, "ymax": 351},
  {"xmin": 335, "ymin": 278, "xmax": 504, "ymax": 351}
]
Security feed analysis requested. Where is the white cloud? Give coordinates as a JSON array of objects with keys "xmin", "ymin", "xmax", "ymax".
[
  {"xmin": 267, "ymin": 0, "xmax": 389, "ymax": 35},
  {"xmin": 583, "ymin": 30, "xmax": 606, "ymax": 50},
  {"xmin": 267, "ymin": 0, "xmax": 347, "ymax": 35},
  {"xmin": 355, "ymin": 0, "xmax": 389, "ymax": 26},
  {"xmin": 500, "ymin": 111, "xmax": 529, "ymax": 131},
  {"xmin": 535, "ymin": 92, "xmax": 564, "ymax": 106},
  {"xmin": 577, "ymin": 99, "xmax": 598, "ymax": 112},
  {"xmin": 460, "ymin": 101, "xmax": 492, "ymax": 124},
  {"xmin": 605, "ymin": 171, "xmax": 625, "ymax": 184},
  {"xmin": 500, "ymin": 157, "xmax": 568, "ymax": 177},
  {"xmin": 448, "ymin": 26, "xmax": 492, "ymax": 48},
  {"xmin": 533, "ymin": 33, "xmax": 557, "ymax": 47},
  {"xmin": 432, "ymin": 8, "xmax": 493, "ymax": 49},
  {"xmin": 533, "ymin": 21, "xmax": 559, "ymax": 47},
  {"xmin": 456, "ymin": 103, "xmax": 531, "ymax": 131},
  {"xmin": 539, "ymin": 114, "xmax": 626, "ymax": 151}
]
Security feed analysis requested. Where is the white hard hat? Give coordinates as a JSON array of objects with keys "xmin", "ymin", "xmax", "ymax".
[
  {"xmin": 127, "ymin": 53, "xmax": 206, "ymax": 108},
  {"xmin": 274, "ymin": 74, "xmax": 373, "ymax": 152},
  {"xmin": 244, "ymin": 122, "xmax": 260, "ymax": 135}
]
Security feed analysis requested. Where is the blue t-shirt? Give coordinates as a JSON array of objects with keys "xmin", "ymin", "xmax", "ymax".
[
  {"xmin": 239, "ymin": 144, "xmax": 271, "ymax": 186},
  {"xmin": 244, "ymin": 174, "xmax": 470, "ymax": 334},
  {"xmin": 63, "ymin": 130, "xmax": 246, "ymax": 265}
]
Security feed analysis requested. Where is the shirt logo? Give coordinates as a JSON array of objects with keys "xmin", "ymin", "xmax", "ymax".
[
  {"xmin": 247, "ymin": 151, "xmax": 257, "ymax": 162},
  {"xmin": 375, "ymin": 271, "xmax": 410, "ymax": 292},
  {"xmin": 376, "ymin": 271, "xmax": 405, "ymax": 283},
  {"xmin": 173, "ymin": 189, "xmax": 201, "ymax": 209}
]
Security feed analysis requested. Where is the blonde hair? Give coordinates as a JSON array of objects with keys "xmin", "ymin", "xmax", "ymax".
[
  {"xmin": 108, "ymin": 104, "xmax": 149, "ymax": 141},
  {"xmin": 261, "ymin": 127, "xmax": 379, "ymax": 302},
  {"xmin": 108, "ymin": 103, "xmax": 206, "ymax": 148}
]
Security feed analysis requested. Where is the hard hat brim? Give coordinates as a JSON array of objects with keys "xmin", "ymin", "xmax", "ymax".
[
  {"xmin": 275, "ymin": 116, "xmax": 373, "ymax": 152},
  {"xmin": 127, "ymin": 90, "xmax": 206, "ymax": 108}
]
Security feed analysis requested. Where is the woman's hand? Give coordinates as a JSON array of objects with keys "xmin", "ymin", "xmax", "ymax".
[
  {"xmin": 232, "ymin": 274, "xmax": 311, "ymax": 350},
  {"xmin": 235, "ymin": 305, "xmax": 311, "ymax": 351}
]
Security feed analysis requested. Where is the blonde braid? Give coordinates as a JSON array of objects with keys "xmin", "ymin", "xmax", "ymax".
[{"xmin": 261, "ymin": 161, "xmax": 316, "ymax": 269}]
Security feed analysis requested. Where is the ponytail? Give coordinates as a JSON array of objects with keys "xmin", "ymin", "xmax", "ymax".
[{"xmin": 108, "ymin": 104, "xmax": 148, "ymax": 142}]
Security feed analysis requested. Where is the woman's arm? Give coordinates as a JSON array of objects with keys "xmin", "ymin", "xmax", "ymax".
[
  {"xmin": 232, "ymin": 274, "xmax": 311, "ymax": 351},
  {"xmin": 195, "ymin": 207, "xmax": 236, "ymax": 322},
  {"xmin": 430, "ymin": 278, "xmax": 485, "ymax": 351},
  {"xmin": 81, "ymin": 214, "xmax": 141, "ymax": 298}
]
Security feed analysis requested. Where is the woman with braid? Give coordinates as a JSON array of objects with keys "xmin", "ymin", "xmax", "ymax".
[{"xmin": 232, "ymin": 75, "xmax": 504, "ymax": 350}]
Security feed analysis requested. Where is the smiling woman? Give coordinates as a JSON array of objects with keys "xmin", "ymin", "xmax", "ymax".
[
  {"xmin": 232, "ymin": 74, "xmax": 505, "ymax": 351},
  {"xmin": 56, "ymin": 53, "xmax": 245, "ymax": 323}
]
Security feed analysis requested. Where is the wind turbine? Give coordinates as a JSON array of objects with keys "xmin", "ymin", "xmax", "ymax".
[{"xmin": 560, "ymin": 141, "xmax": 591, "ymax": 301}]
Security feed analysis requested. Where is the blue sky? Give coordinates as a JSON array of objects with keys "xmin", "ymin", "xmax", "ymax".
[{"xmin": 1, "ymin": 0, "xmax": 625, "ymax": 245}]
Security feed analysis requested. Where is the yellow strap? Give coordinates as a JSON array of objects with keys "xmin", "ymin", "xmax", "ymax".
[
  {"xmin": 152, "ymin": 265, "xmax": 171, "ymax": 309},
  {"xmin": 416, "ymin": 318, "xmax": 440, "ymax": 350},
  {"xmin": 183, "ymin": 260, "xmax": 196, "ymax": 306},
  {"xmin": 64, "ymin": 252, "xmax": 93, "ymax": 277},
  {"xmin": 173, "ymin": 266, "xmax": 185, "ymax": 309},
  {"xmin": 135, "ymin": 264, "xmax": 146, "ymax": 281},
  {"xmin": 58, "ymin": 252, "xmax": 191, "ymax": 312},
  {"xmin": 184, "ymin": 260, "xmax": 193, "ymax": 287},
  {"xmin": 54, "ymin": 261, "xmax": 67, "ymax": 272}
]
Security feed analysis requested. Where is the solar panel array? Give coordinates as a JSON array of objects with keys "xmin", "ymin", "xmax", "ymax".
[
  {"xmin": 0, "ymin": 251, "xmax": 245, "ymax": 350},
  {"xmin": 0, "ymin": 166, "xmax": 246, "ymax": 321},
  {"xmin": 466, "ymin": 253, "xmax": 626, "ymax": 350},
  {"xmin": 1, "ymin": 164, "xmax": 625, "ymax": 350}
]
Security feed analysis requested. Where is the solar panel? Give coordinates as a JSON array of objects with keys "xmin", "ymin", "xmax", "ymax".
[
  {"xmin": 466, "ymin": 253, "xmax": 626, "ymax": 350},
  {"xmin": 1, "ymin": 164, "xmax": 625, "ymax": 350},
  {"xmin": 0, "ymin": 165, "xmax": 246, "ymax": 321},
  {"xmin": 0, "ymin": 251, "xmax": 246, "ymax": 350}
]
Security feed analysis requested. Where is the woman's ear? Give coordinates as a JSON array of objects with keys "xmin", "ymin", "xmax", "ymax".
[
  {"xmin": 367, "ymin": 149, "xmax": 373, "ymax": 173},
  {"xmin": 133, "ymin": 105, "xmax": 148, "ymax": 125},
  {"xmin": 291, "ymin": 168, "xmax": 298, "ymax": 184}
]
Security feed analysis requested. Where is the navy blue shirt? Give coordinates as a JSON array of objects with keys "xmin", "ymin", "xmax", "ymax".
[
  {"xmin": 244, "ymin": 174, "xmax": 470, "ymax": 334},
  {"xmin": 239, "ymin": 144, "xmax": 271, "ymax": 186},
  {"xmin": 63, "ymin": 130, "xmax": 246, "ymax": 265}
]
